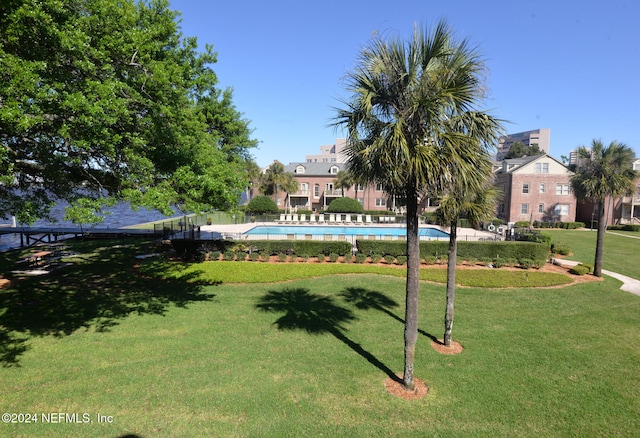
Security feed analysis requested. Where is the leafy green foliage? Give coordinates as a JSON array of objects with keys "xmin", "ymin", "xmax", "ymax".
[
  {"xmin": 246, "ymin": 195, "xmax": 279, "ymax": 215},
  {"xmin": 325, "ymin": 197, "xmax": 364, "ymax": 213},
  {"xmin": 0, "ymin": 0, "xmax": 257, "ymax": 222}
]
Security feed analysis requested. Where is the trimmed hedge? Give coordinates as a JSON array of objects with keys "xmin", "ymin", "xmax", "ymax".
[
  {"xmin": 356, "ymin": 239, "xmax": 550, "ymax": 266},
  {"xmin": 608, "ymin": 224, "xmax": 640, "ymax": 232}
]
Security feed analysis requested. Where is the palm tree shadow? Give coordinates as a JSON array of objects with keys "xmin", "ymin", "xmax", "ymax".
[
  {"xmin": 256, "ymin": 287, "xmax": 402, "ymax": 383},
  {"xmin": 340, "ymin": 287, "xmax": 439, "ymax": 343}
]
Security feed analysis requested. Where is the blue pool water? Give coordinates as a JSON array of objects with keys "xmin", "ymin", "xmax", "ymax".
[{"xmin": 245, "ymin": 225, "xmax": 449, "ymax": 238}]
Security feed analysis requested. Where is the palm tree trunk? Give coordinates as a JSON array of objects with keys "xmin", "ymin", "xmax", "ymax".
[
  {"xmin": 594, "ymin": 200, "xmax": 606, "ymax": 277},
  {"xmin": 403, "ymin": 188, "xmax": 420, "ymax": 391},
  {"xmin": 444, "ymin": 219, "xmax": 458, "ymax": 346}
]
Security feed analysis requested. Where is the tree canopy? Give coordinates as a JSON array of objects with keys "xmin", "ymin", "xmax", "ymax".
[
  {"xmin": 0, "ymin": 0, "xmax": 257, "ymax": 223},
  {"xmin": 503, "ymin": 142, "xmax": 541, "ymax": 159}
]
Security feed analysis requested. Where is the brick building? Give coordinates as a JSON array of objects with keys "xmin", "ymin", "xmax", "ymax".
[
  {"xmin": 494, "ymin": 154, "xmax": 576, "ymax": 224},
  {"xmin": 274, "ymin": 162, "xmax": 391, "ymax": 212}
]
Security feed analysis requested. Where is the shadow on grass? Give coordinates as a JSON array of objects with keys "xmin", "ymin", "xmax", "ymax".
[
  {"xmin": 256, "ymin": 287, "xmax": 402, "ymax": 383},
  {"xmin": 340, "ymin": 287, "xmax": 439, "ymax": 343},
  {"xmin": 0, "ymin": 241, "xmax": 215, "ymax": 366}
]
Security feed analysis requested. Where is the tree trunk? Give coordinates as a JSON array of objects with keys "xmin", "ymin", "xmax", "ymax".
[
  {"xmin": 594, "ymin": 200, "xmax": 606, "ymax": 277},
  {"xmin": 403, "ymin": 189, "xmax": 420, "ymax": 391},
  {"xmin": 444, "ymin": 219, "xmax": 458, "ymax": 347}
]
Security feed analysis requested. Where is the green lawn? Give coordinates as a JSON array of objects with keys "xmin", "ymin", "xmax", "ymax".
[
  {"xmin": 543, "ymin": 229, "xmax": 640, "ymax": 278},
  {"xmin": 1, "ymin": 239, "xmax": 639, "ymax": 437}
]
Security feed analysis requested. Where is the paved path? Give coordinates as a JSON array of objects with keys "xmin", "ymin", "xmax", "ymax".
[{"xmin": 552, "ymin": 258, "xmax": 640, "ymax": 297}]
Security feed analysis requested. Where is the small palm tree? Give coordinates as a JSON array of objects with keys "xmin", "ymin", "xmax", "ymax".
[
  {"xmin": 334, "ymin": 20, "xmax": 501, "ymax": 391},
  {"xmin": 570, "ymin": 140, "xmax": 638, "ymax": 276},
  {"xmin": 334, "ymin": 170, "xmax": 353, "ymax": 197},
  {"xmin": 259, "ymin": 162, "xmax": 297, "ymax": 210},
  {"xmin": 437, "ymin": 182, "xmax": 499, "ymax": 347}
]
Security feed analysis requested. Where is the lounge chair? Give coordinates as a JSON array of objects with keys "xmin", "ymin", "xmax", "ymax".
[
  {"xmin": 299, "ymin": 214, "xmax": 307, "ymax": 222},
  {"xmin": 355, "ymin": 214, "xmax": 363, "ymax": 224},
  {"xmin": 365, "ymin": 215, "xmax": 372, "ymax": 224},
  {"xmin": 329, "ymin": 214, "xmax": 336, "ymax": 224},
  {"xmin": 278, "ymin": 214, "xmax": 286, "ymax": 223},
  {"xmin": 285, "ymin": 214, "xmax": 292, "ymax": 223},
  {"xmin": 308, "ymin": 214, "xmax": 316, "ymax": 223},
  {"xmin": 344, "ymin": 214, "xmax": 352, "ymax": 224},
  {"xmin": 292, "ymin": 214, "xmax": 299, "ymax": 223},
  {"xmin": 318, "ymin": 214, "xmax": 325, "ymax": 223}
]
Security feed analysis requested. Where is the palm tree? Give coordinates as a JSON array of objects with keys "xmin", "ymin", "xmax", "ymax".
[
  {"xmin": 334, "ymin": 170, "xmax": 354, "ymax": 197},
  {"xmin": 259, "ymin": 161, "xmax": 298, "ymax": 210},
  {"xmin": 244, "ymin": 159, "xmax": 261, "ymax": 203},
  {"xmin": 437, "ymin": 181, "xmax": 499, "ymax": 347},
  {"xmin": 280, "ymin": 172, "xmax": 299, "ymax": 212},
  {"xmin": 570, "ymin": 140, "xmax": 638, "ymax": 277},
  {"xmin": 334, "ymin": 21, "xmax": 500, "ymax": 391}
]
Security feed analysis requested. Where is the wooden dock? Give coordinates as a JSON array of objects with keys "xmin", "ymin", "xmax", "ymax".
[{"xmin": 0, "ymin": 226, "xmax": 164, "ymax": 247}]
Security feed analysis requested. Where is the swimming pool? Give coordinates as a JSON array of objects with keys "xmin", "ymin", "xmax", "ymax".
[{"xmin": 244, "ymin": 225, "xmax": 449, "ymax": 239}]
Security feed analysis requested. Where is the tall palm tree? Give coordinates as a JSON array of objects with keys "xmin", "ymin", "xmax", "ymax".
[
  {"xmin": 244, "ymin": 159, "xmax": 261, "ymax": 203},
  {"xmin": 570, "ymin": 140, "xmax": 638, "ymax": 277},
  {"xmin": 334, "ymin": 21, "xmax": 500, "ymax": 391},
  {"xmin": 437, "ymin": 181, "xmax": 499, "ymax": 347},
  {"xmin": 280, "ymin": 172, "xmax": 299, "ymax": 212},
  {"xmin": 334, "ymin": 170, "xmax": 354, "ymax": 197},
  {"xmin": 259, "ymin": 161, "xmax": 298, "ymax": 210}
]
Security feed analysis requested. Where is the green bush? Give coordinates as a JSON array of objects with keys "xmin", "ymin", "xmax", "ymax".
[
  {"xmin": 210, "ymin": 251, "xmax": 221, "ymax": 261},
  {"xmin": 384, "ymin": 255, "xmax": 396, "ymax": 264},
  {"xmin": 569, "ymin": 264, "xmax": 591, "ymax": 275},
  {"xmin": 551, "ymin": 242, "xmax": 572, "ymax": 255},
  {"xmin": 423, "ymin": 256, "xmax": 438, "ymax": 265},
  {"xmin": 355, "ymin": 253, "xmax": 367, "ymax": 264},
  {"xmin": 245, "ymin": 195, "xmax": 279, "ymax": 215},
  {"xmin": 371, "ymin": 254, "xmax": 383, "ymax": 264},
  {"xmin": 277, "ymin": 253, "xmax": 288, "ymax": 262},
  {"xmin": 608, "ymin": 224, "xmax": 640, "ymax": 232},
  {"xmin": 325, "ymin": 197, "xmax": 364, "ymax": 213},
  {"xmin": 223, "ymin": 251, "xmax": 236, "ymax": 261},
  {"xmin": 316, "ymin": 253, "xmax": 325, "ymax": 263},
  {"xmin": 248, "ymin": 252, "xmax": 259, "ymax": 261},
  {"xmin": 235, "ymin": 252, "xmax": 247, "ymax": 261},
  {"xmin": 328, "ymin": 253, "xmax": 339, "ymax": 262},
  {"xmin": 396, "ymin": 255, "xmax": 407, "ymax": 265}
]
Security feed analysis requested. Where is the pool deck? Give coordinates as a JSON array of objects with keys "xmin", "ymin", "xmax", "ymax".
[{"xmin": 200, "ymin": 222, "xmax": 499, "ymax": 240}]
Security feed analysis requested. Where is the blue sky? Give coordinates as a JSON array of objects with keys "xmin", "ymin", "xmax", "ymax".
[{"xmin": 168, "ymin": 0, "xmax": 640, "ymax": 167}]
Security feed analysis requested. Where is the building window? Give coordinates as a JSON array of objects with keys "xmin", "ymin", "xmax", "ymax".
[
  {"xmin": 555, "ymin": 204, "xmax": 569, "ymax": 216},
  {"xmin": 375, "ymin": 198, "xmax": 386, "ymax": 207},
  {"xmin": 539, "ymin": 183, "xmax": 545, "ymax": 193},
  {"xmin": 314, "ymin": 184, "xmax": 320, "ymax": 198},
  {"xmin": 357, "ymin": 184, "xmax": 365, "ymax": 191},
  {"xmin": 522, "ymin": 183, "xmax": 529, "ymax": 194},
  {"xmin": 521, "ymin": 204, "xmax": 529, "ymax": 215},
  {"xmin": 329, "ymin": 165, "xmax": 339, "ymax": 174},
  {"xmin": 300, "ymin": 183, "xmax": 308, "ymax": 194},
  {"xmin": 326, "ymin": 183, "xmax": 334, "ymax": 192},
  {"xmin": 556, "ymin": 184, "xmax": 570, "ymax": 195},
  {"xmin": 538, "ymin": 203, "xmax": 544, "ymax": 213},
  {"xmin": 322, "ymin": 158, "xmax": 328, "ymax": 163},
  {"xmin": 295, "ymin": 165, "xmax": 305, "ymax": 174},
  {"xmin": 535, "ymin": 162, "xmax": 549, "ymax": 174},
  {"xmin": 375, "ymin": 183, "xmax": 384, "ymax": 191}
]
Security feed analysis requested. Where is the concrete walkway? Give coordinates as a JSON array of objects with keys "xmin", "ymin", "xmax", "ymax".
[{"xmin": 552, "ymin": 258, "xmax": 640, "ymax": 297}]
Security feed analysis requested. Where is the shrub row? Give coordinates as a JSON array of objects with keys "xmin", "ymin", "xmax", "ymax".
[
  {"xmin": 355, "ymin": 240, "xmax": 550, "ymax": 266},
  {"xmin": 607, "ymin": 224, "xmax": 640, "ymax": 232},
  {"xmin": 514, "ymin": 221, "xmax": 585, "ymax": 229}
]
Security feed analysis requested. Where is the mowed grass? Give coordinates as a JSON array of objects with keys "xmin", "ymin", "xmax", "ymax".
[
  {"xmin": 141, "ymin": 258, "xmax": 573, "ymax": 288},
  {"xmin": 544, "ymin": 228, "xmax": 640, "ymax": 279},
  {"xmin": 0, "ymin": 239, "xmax": 639, "ymax": 437}
]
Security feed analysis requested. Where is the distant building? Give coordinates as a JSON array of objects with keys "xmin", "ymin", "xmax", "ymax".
[
  {"xmin": 278, "ymin": 162, "xmax": 391, "ymax": 212},
  {"xmin": 494, "ymin": 153, "xmax": 576, "ymax": 224},
  {"xmin": 496, "ymin": 128, "xmax": 550, "ymax": 161},
  {"xmin": 305, "ymin": 138, "xmax": 348, "ymax": 163}
]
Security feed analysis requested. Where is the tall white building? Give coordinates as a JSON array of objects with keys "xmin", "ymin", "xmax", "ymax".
[
  {"xmin": 305, "ymin": 138, "xmax": 348, "ymax": 163},
  {"xmin": 497, "ymin": 128, "xmax": 550, "ymax": 160}
]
